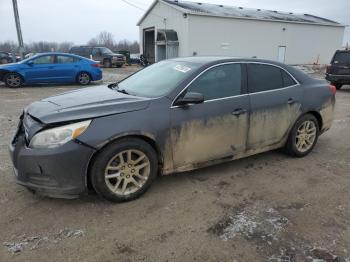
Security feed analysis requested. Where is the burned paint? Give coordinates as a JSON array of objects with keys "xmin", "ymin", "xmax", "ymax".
[
  {"xmin": 170, "ymin": 113, "xmax": 248, "ymax": 169},
  {"xmin": 320, "ymin": 99, "xmax": 335, "ymax": 132},
  {"xmin": 247, "ymin": 103, "xmax": 301, "ymax": 150}
]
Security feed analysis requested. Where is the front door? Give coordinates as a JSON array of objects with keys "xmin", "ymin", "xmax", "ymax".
[
  {"xmin": 170, "ymin": 63, "xmax": 250, "ymax": 169},
  {"xmin": 246, "ymin": 63, "xmax": 302, "ymax": 150},
  {"xmin": 24, "ymin": 55, "xmax": 57, "ymax": 83}
]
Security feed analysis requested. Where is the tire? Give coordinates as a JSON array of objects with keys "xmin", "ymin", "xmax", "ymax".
[
  {"xmin": 103, "ymin": 59, "xmax": 112, "ymax": 68},
  {"xmin": 4, "ymin": 73, "xmax": 23, "ymax": 88},
  {"xmin": 76, "ymin": 72, "xmax": 91, "ymax": 85},
  {"xmin": 335, "ymin": 84, "xmax": 342, "ymax": 90},
  {"xmin": 90, "ymin": 138, "xmax": 158, "ymax": 202},
  {"xmin": 284, "ymin": 114, "xmax": 319, "ymax": 157}
]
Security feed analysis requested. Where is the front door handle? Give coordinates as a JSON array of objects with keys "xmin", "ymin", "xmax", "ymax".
[
  {"xmin": 232, "ymin": 108, "xmax": 247, "ymax": 116},
  {"xmin": 287, "ymin": 98, "xmax": 295, "ymax": 105}
]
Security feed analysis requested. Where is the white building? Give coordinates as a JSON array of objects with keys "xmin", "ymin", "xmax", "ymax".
[{"xmin": 137, "ymin": 0, "xmax": 345, "ymax": 64}]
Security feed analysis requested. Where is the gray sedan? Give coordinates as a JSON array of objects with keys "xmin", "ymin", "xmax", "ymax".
[{"xmin": 9, "ymin": 57, "xmax": 336, "ymax": 202}]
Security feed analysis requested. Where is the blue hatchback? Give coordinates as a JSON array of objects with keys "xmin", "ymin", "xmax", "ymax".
[{"xmin": 0, "ymin": 52, "xmax": 102, "ymax": 88}]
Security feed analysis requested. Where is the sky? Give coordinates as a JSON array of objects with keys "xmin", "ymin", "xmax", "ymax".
[{"xmin": 0, "ymin": 0, "xmax": 349, "ymax": 45}]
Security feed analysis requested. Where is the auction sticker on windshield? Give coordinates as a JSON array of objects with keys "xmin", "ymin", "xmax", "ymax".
[{"xmin": 174, "ymin": 65, "xmax": 192, "ymax": 73}]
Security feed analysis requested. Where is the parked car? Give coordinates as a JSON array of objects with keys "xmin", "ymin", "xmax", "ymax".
[
  {"xmin": 9, "ymin": 57, "xmax": 335, "ymax": 202},
  {"xmin": 130, "ymin": 53, "xmax": 141, "ymax": 64},
  {"xmin": 326, "ymin": 49, "xmax": 350, "ymax": 90},
  {"xmin": 0, "ymin": 52, "xmax": 102, "ymax": 88},
  {"xmin": 69, "ymin": 46, "xmax": 125, "ymax": 68},
  {"xmin": 0, "ymin": 51, "xmax": 15, "ymax": 64}
]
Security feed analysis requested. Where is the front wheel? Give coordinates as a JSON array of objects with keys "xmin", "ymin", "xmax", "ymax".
[
  {"xmin": 4, "ymin": 73, "xmax": 23, "ymax": 88},
  {"xmin": 77, "ymin": 72, "xmax": 91, "ymax": 85},
  {"xmin": 90, "ymin": 138, "xmax": 158, "ymax": 202},
  {"xmin": 284, "ymin": 114, "xmax": 319, "ymax": 157}
]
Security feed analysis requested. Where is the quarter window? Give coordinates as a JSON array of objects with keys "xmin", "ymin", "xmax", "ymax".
[
  {"xmin": 32, "ymin": 55, "xmax": 54, "ymax": 64},
  {"xmin": 187, "ymin": 64, "xmax": 242, "ymax": 101},
  {"xmin": 281, "ymin": 70, "xmax": 296, "ymax": 87},
  {"xmin": 247, "ymin": 64, "xmax": 283, "ymax": 93}
]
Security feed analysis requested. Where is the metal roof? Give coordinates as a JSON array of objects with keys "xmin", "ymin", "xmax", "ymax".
[{"xmin": 138, "ymin": 0, "xmax": 343, "ymax": 27}]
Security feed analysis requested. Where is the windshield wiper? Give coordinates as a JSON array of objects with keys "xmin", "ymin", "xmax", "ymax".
[
  {"xmin": 108, "ymin": 83, "xmax": 130, "ymax": 95},
  {"xmin": 117, "ymin": 89, "xmax": 130, "ymax": 95}
]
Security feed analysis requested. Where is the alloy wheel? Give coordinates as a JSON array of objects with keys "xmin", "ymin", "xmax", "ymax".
[
  {"xmin": 6, "ymin": 74, "xmax": 21, "ymax": 87},
  {"xmin": 78, "ymin": 73, "xmax": 90, "ymax": 85},
  {"xmin": 104, "ymin": 149, "xmax": 151, "ymax": 196},
  {"xmin": 295, "ymin": 120, "xmax": 317, "ymax": 153}
]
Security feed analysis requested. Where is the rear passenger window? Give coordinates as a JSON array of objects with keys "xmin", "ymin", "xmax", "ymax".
[
  {"xmin": 57, "ymin": 56, "xmax": 75, "ymax": 63},
  {"xmin": 281, "ymin": 70, "xmax": 296, "ymax": 87},
  {"xmin": 187, "ymin": 64, "xmax": 242, "ymax": 101},
  {"xmin": 247, "ymin": 64, "xmax": 283, "ymax": 93}
]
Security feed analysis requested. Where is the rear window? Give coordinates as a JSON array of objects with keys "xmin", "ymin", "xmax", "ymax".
[{"xmin": 333, "ymin": 52, "xmax": 350, "ymax": 64}]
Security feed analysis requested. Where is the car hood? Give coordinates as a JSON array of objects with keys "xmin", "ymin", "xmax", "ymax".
[
  {"xmin": 106, "ymin": 53, "xmax": 123, "ymax": 57},
  {"xmin": 24, "ymin": 85, "xmax": 151, "ymax": 124},
  {"xmin": 0, "ymin": 62, "xmax": 20, "ymax": 70}
]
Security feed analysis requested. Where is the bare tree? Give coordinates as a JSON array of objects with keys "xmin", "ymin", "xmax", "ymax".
[{"xmin": 87, "ymin": 32, "xmax": 140, "ymax": 53}]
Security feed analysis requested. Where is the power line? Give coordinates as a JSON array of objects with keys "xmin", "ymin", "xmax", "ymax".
[{"xmin": 120, "ymin": 0, "xmax": 166, "ymax": 20}]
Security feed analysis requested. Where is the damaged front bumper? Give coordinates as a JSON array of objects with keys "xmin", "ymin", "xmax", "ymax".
[{"xmin": 9, "ymin": 122, "xmax": 96, "ymax": 199}]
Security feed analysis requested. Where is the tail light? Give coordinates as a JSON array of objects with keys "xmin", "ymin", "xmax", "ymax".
[
  {"xmin": 326, "ymin": 64, "xmax": 332, "ymax": 74},
  {"xmin": 91, "ymin": 63, "xmax": 100, "ymax": 68},
  {"xmin": 329, "ymin": 84, "xmax": 337, "ymax": 95}
]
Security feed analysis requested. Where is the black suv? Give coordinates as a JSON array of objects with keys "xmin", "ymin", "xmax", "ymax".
[
  {"xmin": 69, "ymin": 46, "xmax": 125, "ymax": 68},
  {"xmin": 326, "ymin": 50, "xmax": 350, "ymax": 90}
]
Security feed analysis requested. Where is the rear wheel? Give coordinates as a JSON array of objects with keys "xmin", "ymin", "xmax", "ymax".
[
  {"xmin": 284, "ymin": 114, "xmax": 319, "ymax": 157},
  {"xmin": 90, "ymin": 138, "xmax": 158, "ymax": 202},
  {"xmin": 4, "ymin": 73, "xmax": 23, "ymax": 88},
  {"xmin": 77, "ymin": 72, "xmax": 91, "ymax": 85}
]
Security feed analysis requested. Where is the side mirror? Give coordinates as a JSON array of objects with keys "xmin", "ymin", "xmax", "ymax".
[
  {"xmin": 27, "ymin": 61, "xmax": 34, "ymax": 66},
  {"xmin": 175, "ymin": 92, "xmax": 204, "ymax": 106}
]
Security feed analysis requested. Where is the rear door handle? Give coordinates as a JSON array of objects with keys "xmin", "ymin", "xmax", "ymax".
[
  {"xmin": 232, "ymin": 108, "xmax": 247, "ymax": 116},
  {"xmin": 287, "ymin": 98, "xmax": 295, "ymax": 105}
]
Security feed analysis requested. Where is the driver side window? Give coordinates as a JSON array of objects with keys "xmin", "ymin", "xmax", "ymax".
[
  {"xmin": 187, "ymin": 64, "xmax": 242, "ymax": 101},
  {"xmin": 32, "ymin": 55, "xmax": 54, "ymax": 64}
]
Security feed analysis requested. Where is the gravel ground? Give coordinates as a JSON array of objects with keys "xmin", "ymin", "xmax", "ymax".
[{"xmin": 0, "ymin": 66, "xmax": 350, "ymax": 262}]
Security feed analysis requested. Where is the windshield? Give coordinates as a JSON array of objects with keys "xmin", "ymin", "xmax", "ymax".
[
  {"xmin": 118, "ymin": 60, "xmax": 200, "ymax": 98},
  {"xmin": 19, "ymin": 54, "xmax": 41, "ymax": 64},
  {"xmin": 101, "ymin": 48, "xmax": 113, "ymax": 54}
]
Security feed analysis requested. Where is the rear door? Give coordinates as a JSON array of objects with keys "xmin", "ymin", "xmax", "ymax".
[
  {"xmin": 54, "ymin": 55, "xmax": 80, "ymax": 82},
  {"xmin": 331, "ymin": 51, "xmax": 350, "ymax": 75},
  {"xmin": 170, "ymin": 63, "xmax": 250, "ymax": 169},
  {"xmin": 24, "ymin": 55, "xmax": 57, "ymax": 83},
  {"xmin": 246, "ymin": 63, "xmax": 302, "ymax": 150}
]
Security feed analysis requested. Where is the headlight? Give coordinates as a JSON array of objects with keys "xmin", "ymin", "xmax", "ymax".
[{"xmin": 29, "ymin": 120, "xmax": 91, "ymax": 149}]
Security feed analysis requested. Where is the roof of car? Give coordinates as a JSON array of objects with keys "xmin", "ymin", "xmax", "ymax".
[{"xmin": 171, "ymin": 56, "xmax": 286, "ymax": 66}]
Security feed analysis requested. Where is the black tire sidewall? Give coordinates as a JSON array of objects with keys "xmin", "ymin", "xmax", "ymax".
[
  {"xmin": 90, "ymin": 138, "xmax": 158, "ymax": 202},
  {"xmin": 286, "ymin": 114, "xmax": 319, "ymax": 157},
  {"xmin": 5, "ymin": 73, "xmax": 23, "ymax": 88}
]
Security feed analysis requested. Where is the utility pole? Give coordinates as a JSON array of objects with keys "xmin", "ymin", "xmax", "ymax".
[{"xmin": 12, "ymin": 0, "xmax": 24, "ymax": 59}]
